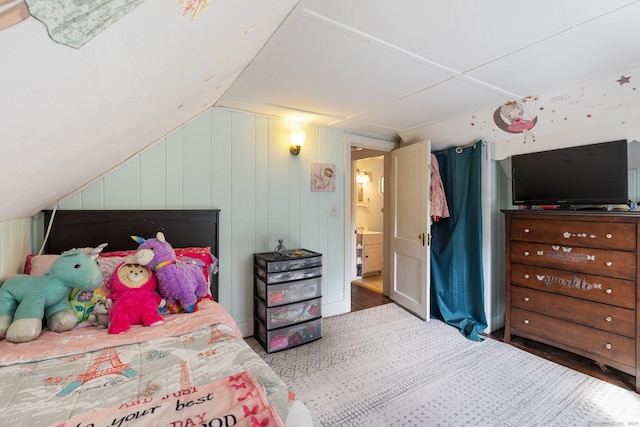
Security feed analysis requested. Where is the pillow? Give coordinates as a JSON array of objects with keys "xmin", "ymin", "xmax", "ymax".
[
  {"xmin": 25, "ymin": 247, "xmax": 93, "ymax": 276},
  {"xmin": 174, "ymin": 247, "xmax": 217, "ymax": 280},
  {"xmin": 96, "ymin": 255, "xmax": 129, "ymax": 292},
  {"xmin": 97, "ymin": 249, "xmax": 137, "ymax": 258},
  {"xmin": 97, "ymin": 247, "xmax": 216, "ymax": 278},
  {"xmin": 24, "ymin": 254, "xmax": 59, "ymax": 276}
]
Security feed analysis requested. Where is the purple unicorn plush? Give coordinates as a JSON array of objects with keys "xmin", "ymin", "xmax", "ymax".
[{"xmin": 132, "ymin": 232, "xmax": 208, "ymax": 313}]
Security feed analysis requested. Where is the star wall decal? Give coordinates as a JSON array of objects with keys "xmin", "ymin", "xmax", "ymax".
[{"xmin": 617, "ymin": 75, "xmax": 631, "ymax": 85}]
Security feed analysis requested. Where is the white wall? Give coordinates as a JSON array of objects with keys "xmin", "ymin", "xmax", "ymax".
[
  {"xmin": 0, "ymin": 218, "xmax": 32, "ymax": 283},
  {"xmin": 355, "ymin": 156, "xmax": 384, "ymax": 232},
  {"xmin": 33, "ymin": 108, "xmax": 348, "ymax": 335}
]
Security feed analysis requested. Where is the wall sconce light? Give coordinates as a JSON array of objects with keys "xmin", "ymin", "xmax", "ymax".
[
  {"xmin": 356, "ymin": 169, "xmax": 372, "ymax": 183},
  {"xmin": 289, "ymin": 129, "xmax": 305, "ymax": 155}
]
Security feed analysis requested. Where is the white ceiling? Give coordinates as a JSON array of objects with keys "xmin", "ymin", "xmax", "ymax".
[
  {"xmin": 2, "ymin": 0, "xmax": 640, "ymax": 221},
  {"xmin": 218, "ymin": 0, "xmax": 640, "ymax": 146}
]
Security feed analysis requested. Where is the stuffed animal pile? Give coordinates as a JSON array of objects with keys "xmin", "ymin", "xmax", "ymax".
[
  {"xmin": 132, "ymin": 232, "xmax": 208, "ymax": 313},
  {"xmin": 0, "ymin": 231, "xmax": 211, "ymax": 341},
  {"xmin": 0, "ymin": 244, "xmax": 106, "ymax": 343}
]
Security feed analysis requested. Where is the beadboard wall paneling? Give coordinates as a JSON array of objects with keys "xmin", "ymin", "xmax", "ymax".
[
  {"xmin": 230, "ymin": 112, "xmax": 256, "ymax": 321},
  {"xmin": 55, "ymin": 108, "xmax": 347, "ymax": 332},
  {"xmin": 140, "ymin": 142, "xmax": 167, "ymax": 208},
  {"xmin": 0, "ymin": 217, "xmax": 32, "ymax": 283}
]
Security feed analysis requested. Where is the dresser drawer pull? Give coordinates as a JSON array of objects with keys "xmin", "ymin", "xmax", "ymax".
[
  {"xmin": 523, "ymin": 297, "xmax": 530, "ymax": 302},
  {"xmin": 523, "ymin": 274, "xmax": 529, "ymax": 279},
  {"xmin": 524, "ymin": 251, "xmax": 530, "ymax": 256},
  {"xmin": 605, "ymin": 233, "xmax": 613, "ymax": 239},
  {"xmin": 524, "ymin": 228, "xmax": 530, "ymax": 233},
  {"xmin": 605, "ymin": 343, "xmax": 612, "ymax": 350},
  {"xmin": 523, "ymin": 319, "xmax": 530, "ymax": 325},
  {"xmin": 605, "ymin": 261, "xmax": 612, "ymax": 267},
  {"xmin": 605, "ymin": 289, "xmax": 612, "ymax": 294},
  {"xmin": 605, "ymin": 316, "xmax": 612, "ymax": 322}
]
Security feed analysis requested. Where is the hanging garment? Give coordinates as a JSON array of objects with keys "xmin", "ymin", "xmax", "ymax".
[{"xmin": 430, "ymin": 154, "xmax": 450, "ymax": 221}]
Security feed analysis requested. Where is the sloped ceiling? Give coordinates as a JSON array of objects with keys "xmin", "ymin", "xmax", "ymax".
[
  {"xmin": 0, "ymin": 0, "xmax": 299, "ymax": 222},
  {"xmin": 2, "ymin": 0, "xmax": 640, "ymax": 222}
]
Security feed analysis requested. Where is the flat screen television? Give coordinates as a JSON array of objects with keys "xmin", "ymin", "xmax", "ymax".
[{"xmin": 511, "ymin": 140, "xmax": 628, "ymax": 208}]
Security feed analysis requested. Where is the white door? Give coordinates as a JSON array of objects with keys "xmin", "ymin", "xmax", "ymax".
[{"xmin": 389, "ymin": 140, "xmax": 431, "ymax": 319}]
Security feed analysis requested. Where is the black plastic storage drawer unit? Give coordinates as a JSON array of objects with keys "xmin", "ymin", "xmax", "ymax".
[{"xmin": 253, "ymin": 249, "xmax": 323, "ymax": 353}]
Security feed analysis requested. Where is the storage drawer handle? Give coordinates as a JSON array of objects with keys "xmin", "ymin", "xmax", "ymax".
[
  {"xmin": 605, "ymin": 316, "xmax": 612, "ymax": 322},
  {"xmin": 605, "ymin": 233, "xmax": 613, "ymax": 239},
  {"xmin": 523, "ymin": 251, "xmax": 530, "ymax": 256},
  {"xmin": 523, "ymin": 297, "xmax": 530, "ymax": 302},
  {"xmin": 605, "ymin": 261, "xmax": 612, "ymax": 267},
  {"xmin": 605, "ymin": 343, "xmax": 612, "ymax": 350},
  {"xmin": 605, "ymin": 289, "xmax": 612, "ymax": 294},
  {"xmin": 523, "ymin": 319, "xmax": 530, "ymax": 325},
  {"xmin": 523, "ymin": 274, "xmax": 530, "ymax": 279},
  {"xmin": 524, "ymin": 228, "xmax": 530, "ymax": 233}
]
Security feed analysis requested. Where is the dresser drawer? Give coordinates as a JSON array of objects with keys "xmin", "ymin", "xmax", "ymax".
[
  {"xmin": 255, "ymin": 265, "xmax": 322, "ymax": 284},
  {"xmin": 255, "ymin": 276, "xmax": 322, "ymax": 307},
  {"xmin": 510, "ymin": 218, "xmax": 636, "ymax": 251},
  {"xmin": 254, "ymin": 317, "xmax": 322, "ymax": 353},
  {"xmin": 255, "ymin": 297, "xmax": 322, "ymax": 329},
  {"xmin": 510, "ymin": 241, "xmax": 636, "ymax": 280},
  {"xmin": 254, "ymin": 250, "xmax": 322, "ymax": 272},
  {"xmin": 510, "ymin": 307, "xmax": 635, "ymax": 369},
  {"xmin": 511, "ymin": 286, "xmax": 635, "ymax": 337},
  {"xmin": 510, "ymin": 263, "xmax": 636, "ymax": 309}
]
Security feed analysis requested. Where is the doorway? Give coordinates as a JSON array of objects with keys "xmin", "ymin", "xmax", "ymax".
[{"xmin": 351, "ymin": 148, "xmax": 388, "ymax": 295}]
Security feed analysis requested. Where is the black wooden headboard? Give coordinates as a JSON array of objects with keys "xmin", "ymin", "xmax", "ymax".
[{"xmin": 42, "ymin": 209, "xmax": 220, "ymax": 300}]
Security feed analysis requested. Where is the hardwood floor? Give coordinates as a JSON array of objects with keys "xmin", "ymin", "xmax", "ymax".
[
  {"xmin": 352, "ymin": 274, "xmax": 383, "ymax": 293},
  {"xmin": 488, "ymin": 328, "xmax": 636, "ymax": 392},
  {"xmin": 351, "ymin": 284, "xmax": 636, "ymax": 392},
  {"xmin": 351, "ymin": 282, "xmax": 391, "ymax": 312}
]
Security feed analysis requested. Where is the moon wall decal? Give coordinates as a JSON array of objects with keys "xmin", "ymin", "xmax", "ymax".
[{"xmin": 493, "ymin": 107, "xmax": 538, "ymax": 134}]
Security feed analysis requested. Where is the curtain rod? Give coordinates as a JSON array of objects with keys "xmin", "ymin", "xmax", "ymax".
[{"xmin": 434, "ymin": 140, "xmax": 485, "ymax": 155}]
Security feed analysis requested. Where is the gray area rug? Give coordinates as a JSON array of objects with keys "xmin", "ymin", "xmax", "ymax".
[{"xmin": 247, "ymin": 303, "xmax": 640, "ymax": 427}]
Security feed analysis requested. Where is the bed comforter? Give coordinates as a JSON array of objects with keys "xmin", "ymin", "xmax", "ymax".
[{"xmin": 0, "ymin": 299, "xmax": 292, "ymax": 426}]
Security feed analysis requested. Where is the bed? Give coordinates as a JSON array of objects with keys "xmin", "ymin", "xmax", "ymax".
[{"xmin": 0, "ymin": 209, "xmax": 312, "ymax": 426}]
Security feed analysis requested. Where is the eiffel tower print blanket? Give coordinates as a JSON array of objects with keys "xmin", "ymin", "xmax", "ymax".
[
  {"xmin": 0, "ymin": 299, "xmax": 292, "ymax": 426},
  {"xmin": 49, "ymin": 371, "xmax": 284, "ymax": 427}
]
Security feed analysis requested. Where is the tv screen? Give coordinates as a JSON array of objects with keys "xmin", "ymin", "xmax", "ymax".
[{"xmin": 511, "ymin": 140, "xmax": 628, "ymax": 207}]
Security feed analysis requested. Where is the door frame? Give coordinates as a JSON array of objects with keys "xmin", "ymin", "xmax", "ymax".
[{"xmin": 343, "ymin": 134, "xmax": 398, "ymax": 306}]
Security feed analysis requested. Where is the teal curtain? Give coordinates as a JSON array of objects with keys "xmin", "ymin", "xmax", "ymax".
[{"xmin": 430, "ymin": 142, "xmax": 487, "ymax": 341}]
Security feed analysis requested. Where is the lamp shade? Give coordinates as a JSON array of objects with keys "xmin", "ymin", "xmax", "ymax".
[{"xmin": 289, "ymin": 129, "xmax": 305, "ymax": 155}]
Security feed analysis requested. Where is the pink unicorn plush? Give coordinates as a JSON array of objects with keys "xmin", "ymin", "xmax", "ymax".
[{"xmin": 132, "ymin": 233, "xmax": 208, "ymax": 313}]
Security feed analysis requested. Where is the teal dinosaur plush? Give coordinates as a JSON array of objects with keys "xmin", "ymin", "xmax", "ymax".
[{"xmin": 0, "ymin": 244, "xmax": 106, "ymax": 343}]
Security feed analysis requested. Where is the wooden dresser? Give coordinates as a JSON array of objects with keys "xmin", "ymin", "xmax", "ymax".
[{"xmin": 503, "ymin": 210, "xmax": 639, "ymax": 393}]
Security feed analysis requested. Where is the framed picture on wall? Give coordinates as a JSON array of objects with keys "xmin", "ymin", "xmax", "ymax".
[{"xmin": 311, "ymin": 163, "xmax": 336, "ymax": 192}]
